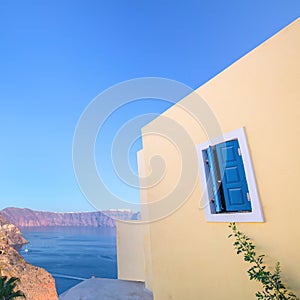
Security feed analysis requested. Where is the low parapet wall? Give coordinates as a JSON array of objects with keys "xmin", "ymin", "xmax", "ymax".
[{"xmin": 116, "ymin": 220, "xmax": 146, "ymax": 282}]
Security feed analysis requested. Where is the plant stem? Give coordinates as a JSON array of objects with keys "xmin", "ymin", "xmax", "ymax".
[{"xmin": 230, "ymin": 223, "xmax": 292, "ymax": 300}]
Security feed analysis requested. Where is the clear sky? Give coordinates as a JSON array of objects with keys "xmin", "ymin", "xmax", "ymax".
[{"xmin": 0, "ymin": 1, "xmax": 299, "ymax": 212}]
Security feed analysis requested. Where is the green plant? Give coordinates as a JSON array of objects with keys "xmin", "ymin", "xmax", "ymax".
[
  {"xmin": 0, "ymin": 275, "xmax": 26, "ymax": 300},
  {"xmin": 228, "ymin": 222, "xmax": 298, "ymax": 300}
]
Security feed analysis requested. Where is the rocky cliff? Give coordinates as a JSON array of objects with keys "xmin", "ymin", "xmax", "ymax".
[
  {"xmin": 0, "ymin": 207, "xmax": 140, "ymax": 228},
  {"xmin": 0, "ymin": 215, "xmax": 27, "ymax": 246},
  {"xmin": 0, "ymin": 215, "xmax": 58, "ymax": 300}
]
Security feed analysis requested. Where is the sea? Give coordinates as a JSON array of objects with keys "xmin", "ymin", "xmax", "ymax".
[{"xmin": 19, "ymin": 227, "xmax": 117, "ymax": 295}]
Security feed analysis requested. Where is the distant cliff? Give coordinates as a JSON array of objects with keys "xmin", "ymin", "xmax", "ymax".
[
  {"xmin": 0, "ymin": 207, "xmax": 140, "ymax": 228},
  {"xmin": 0, "ymin": 214, "xmax": 58, "ymax": 300}
]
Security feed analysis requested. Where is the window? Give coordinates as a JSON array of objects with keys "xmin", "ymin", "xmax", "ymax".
[{"xmin": 197, "ymin": 127, "xmax": 264, "ymax": 222}]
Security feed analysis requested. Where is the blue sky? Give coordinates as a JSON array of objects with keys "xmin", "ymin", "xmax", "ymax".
[{"xmin": 0, "ymin": 1, "xmax": 299, "ymax": 212}]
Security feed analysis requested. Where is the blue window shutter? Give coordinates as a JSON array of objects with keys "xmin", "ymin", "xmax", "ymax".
[
  {"xmin": 215, "ymin": 140, "xmax": 252, "ymax": 212},
  {"xmin": 207, "ymin": 146, "xmax": 223, "ymax": 213}
]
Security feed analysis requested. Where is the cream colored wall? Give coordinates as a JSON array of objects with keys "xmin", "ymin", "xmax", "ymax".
[
  {"xmin": 139, "ymin": 19, "xmax": 300, "ymax": 300},
  {"xmin": 137, "ymin": 150, "xmax": 153, "ymax": 291},
  {"xmin": 115, "ymin": 150, "xmax": 153, "ymax": 291},
  {"xmin": 116, "ymin": 220, "xmax": 146, "ymax": 282}
]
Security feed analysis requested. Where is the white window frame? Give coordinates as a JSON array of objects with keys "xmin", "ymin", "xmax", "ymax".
[{"xmin": 196, "ymin": 127, "xmax": 264, "ymax": 222}]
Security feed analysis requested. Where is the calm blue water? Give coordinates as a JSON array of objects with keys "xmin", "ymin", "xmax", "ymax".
[{"xmin": 20, "ymin": 227, "xmax": 117, "ymax": 295}]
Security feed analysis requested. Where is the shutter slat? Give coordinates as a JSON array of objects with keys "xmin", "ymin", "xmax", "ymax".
[{"xmin": 207, "ymin": 146, "xmax": 223, "ymax": 213}]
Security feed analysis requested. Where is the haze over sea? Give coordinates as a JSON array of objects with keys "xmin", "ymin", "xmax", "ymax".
[{"xmin": 20, "ymin": 227, "xmax": 117, "ymax": 295}]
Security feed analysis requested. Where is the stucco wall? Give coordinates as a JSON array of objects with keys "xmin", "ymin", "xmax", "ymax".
[
  {"xmin": 116, "ymin": 220, "xmax": 146, "ymax": 282},
  {"xmin": 137, "ymin": 150, "xmax": 153, "ymax": 291},
  {"xmin": 116, "ymin": 150, "xmax": 153, "ymax": 291},
  {"xmin": 139, "ymin": 18, "xmax": 300, "ymax": 300}
]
